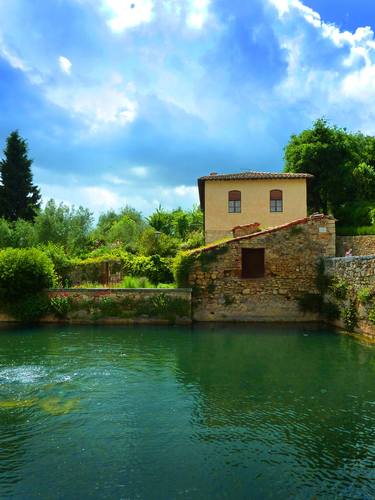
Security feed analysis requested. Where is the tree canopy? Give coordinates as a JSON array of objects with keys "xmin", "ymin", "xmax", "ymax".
[{"xmin": 284, "ymin": 118, "xmax": 375, "ymax": 228}]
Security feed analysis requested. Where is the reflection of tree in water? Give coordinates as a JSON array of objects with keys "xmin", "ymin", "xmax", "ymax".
[{"xmin": 174, "ymin": 326, "xmax": 375, "ymax": 495}]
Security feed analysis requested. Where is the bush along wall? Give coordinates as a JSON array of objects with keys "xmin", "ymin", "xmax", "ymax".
[
  {"xmin": 0, "ymin": 248, "xmax": 57, "ymax": 322},
  {"xmin": 323, "ymin": 256, "xmax": 375, "ymax": 337},
  {"xmin": 47, "ymin": 289, "xmax": 192, "ymax": 324}
]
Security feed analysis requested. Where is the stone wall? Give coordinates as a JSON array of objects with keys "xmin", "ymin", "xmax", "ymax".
[
  {"xmin": 188, "ymin": 215, "xmax": 336, "ymax": 322},
  {"xmin": 324, "ymin": 256, "xmax": 375, "ymax": 338},
  {"xmin": 336, "ymin": 236, "xmax": 375, "ymax": 257},
  {"xmin": 232, "ymin": 223, "xmax": 261, "ymax": 238},
  {"xmin": 0, "ymin": 289, "xmax": 192, "ymax": 325}
]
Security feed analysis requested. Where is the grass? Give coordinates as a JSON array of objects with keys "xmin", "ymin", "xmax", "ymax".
[{"xmin": 69, "ymin": 277, "xmax": 176, "ymax": 289}]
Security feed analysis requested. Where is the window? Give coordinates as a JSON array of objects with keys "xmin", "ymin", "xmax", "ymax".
[
  {"xmin": 241, "ymin": 248, "xmax": 265, "ymax": 278},
  {"xmin": 270, "ymin": 190, "xmax": 283, "ymax": 212},
  {"xmin": 228, "ymin": 190, "xmax": 241, "ymax": 213}
]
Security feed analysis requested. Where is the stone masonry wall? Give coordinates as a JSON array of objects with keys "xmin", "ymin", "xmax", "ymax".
[
  {"xmin": 189, "ymin": 215, "xmax": 336, "ymax": 322},
  {"xmin": 324, "ymin": 256, "xmax": 375, "ymax": 338},
  {"xmin": 0, "ymin": 289, "xmax": 192, "ymax": 325},
  {"xmin": 336, "ymin": 236, "xmax": 375, "ymax": 257}
]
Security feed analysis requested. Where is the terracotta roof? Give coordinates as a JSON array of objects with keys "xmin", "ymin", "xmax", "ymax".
[
  {"xmin": 197, "ymin": 171, "xmax": 313, "ymax": 209},
  {"xmin": 199, "ymin": 171, "xmax": 313, "ymax": 181},
  {"xmin": 191, "ymin": 214, "xmax": 332, "ymax": 255}
]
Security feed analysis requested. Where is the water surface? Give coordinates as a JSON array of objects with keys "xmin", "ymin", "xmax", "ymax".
[{"xmin": 0, "ymin": 324, "xmax": 374, "ymax": 499}]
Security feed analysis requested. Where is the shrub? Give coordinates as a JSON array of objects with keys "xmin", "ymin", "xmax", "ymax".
[
  {"xmin": 121, "ymin": 276, "xmax": 154, "ymax": 288},
  {"xmin": 123, "ymin": 254, "xmax": 174, "ymax": 284},
  {"xmin": 336, "ymin": 225, "xmax": 375, "ymax": 236},
  {"xmin": 329, "ymin": 278, "xmax": 348, "ymax": 300},
  {"xmin": 357, "ymin": 287, "xmax": 374, "ymax": 304},
  {"xmin": 7, "ymin": 293, "xmax": 50, "ymax": 322},
  {"xmin": 50, "ymin": 296, "xmax": 72, "ymax": 318},
  {"xmin": 341, "ymin": 301, "xmax": 358, "ymax": 332},
  {"xmin": 0, "ymin": 248, "xmax": 56, "ymax": 299},
  {"xmin": 39, "ymin": 243, "xmax": 75, "ymax": 287},
  {"xmin": 173, "ymin": 252, "xmax": 197, "ymax": 288}
]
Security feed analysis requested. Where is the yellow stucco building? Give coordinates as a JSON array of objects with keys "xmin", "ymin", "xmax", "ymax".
[{"xmin": 198, "ymin": 171, "xmax": 313, "ymax": 243}]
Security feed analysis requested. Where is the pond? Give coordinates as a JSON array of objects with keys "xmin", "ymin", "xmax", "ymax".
[{"xmin": 0, "ymin": 324, "xmax": 374, "ymax": 499}]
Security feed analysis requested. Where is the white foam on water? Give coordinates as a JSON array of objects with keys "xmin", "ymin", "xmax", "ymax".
[{"xmin": 0, "ymin": 366, "xmax": 47, "ymax": 384}]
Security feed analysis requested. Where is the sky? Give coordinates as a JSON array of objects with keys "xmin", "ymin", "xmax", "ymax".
[{"xmin": 0, "ymin": 0, "xmax": 375, "ymax": 216}]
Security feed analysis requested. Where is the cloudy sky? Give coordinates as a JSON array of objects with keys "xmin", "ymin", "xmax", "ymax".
[{"xmin": 0, "ymin": 0, "xmax": 374, "ymax": 215}]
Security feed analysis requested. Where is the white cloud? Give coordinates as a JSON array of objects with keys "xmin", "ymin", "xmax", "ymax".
[
  {"xmin": 268, "ymin": 0, "xmax": 375, "ymax": 131},
  {"xmin": 102, "ymin": 174, "xmax": 130, "ymax": 185},
  {"xmin": 102, "ymin": 0, "xmax": 153, "ymax": 32},
  {"xmin": 186, "ymin": 0, "xmax": 210, "ymax": 29},
  {"xmin": 0, "ymin": 38, "xmax": 28, "ymax": 71},
  {"xmin": 45, "ymin": 82, "xmax": 137, "ymax": 132},
  {"xmin": 58, "ymin": 55, "xmax": 72, "ymax": 74}
]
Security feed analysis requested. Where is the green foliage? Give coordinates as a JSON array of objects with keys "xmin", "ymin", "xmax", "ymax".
[
  {"xmin": 124, "ymin": 254, "xmax": 174, "ymax": 284},
  {"xmin": 357, "ymin": 287, "xmax": 375, "ymax": 304},
  {"xmin": 121, "ymin": 276, "xmax": 154, "ymax": 288},
  {"xmin": 0, "ymin": 131, "xmax": 41, "ymax": 221},
  {"xmin": 89, "ymin": 293, "xmax": 190, "ymax": 321},
  {"xmin": 138, "ymin": 227, "xmax": 179, "ymax": 257},
  {"xmin": 284, "ymin": 118, "xmax": 375, "ymax": 219},
  {"xmin": 0, "ymin": 248, "xmax": 56, "ymax": 300},
  {"xmin": 289, "ymin": 225, "xmax": 304, "ymax": 236},
  {"xmin": 335, "ymin": 201, "xmax": 375, "ymax": 228},
  {"xmin": 180, "ymin": 230, "xmax": 205, "ymax": 250},
  {"xmin": 173, "ymin": 244, "xmax": 229, "ymax": 288},
  {"xmin": 50, "ymin": 296, "xmax": 72, "ymax": 318},
  {"xmin": 173, "ymin": 251, "xmax": 197, "ymax": 288},
  {"xmin": 341, "ymin": 301, "xmax": 358, "ymax": 332},
  {"xmin": 337, "ymin": 225, "xmax": 375, "ymax": 236},
  {"xmin": 34, "ymin": 199, "xmax": 93, "ymax": 255},
  {"xmin": 39, "ymin": 243, "xmax": 75, "ymax": 286},
  {"xmin": 329, "ymin": 278, "xmax": 348, "ymax": 300},
  {"xmin": 198, "ymin": 245, "xmax": 229, "ymax": 271},
  {"xmin": 147, "ymin": 205, "xmax": 203, "ymax": 240},
  {"xmin": 6, "ymin": 293, "xmax": 50, "ymax": 322},
  {"xmin": 368, "ymin": 306, "xmax": 375, "ymax": 325}
]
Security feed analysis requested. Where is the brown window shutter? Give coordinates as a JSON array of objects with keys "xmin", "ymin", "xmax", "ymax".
[{"xmin": 229, "ymin": 190, "xmax": 241, "ymax": 201}]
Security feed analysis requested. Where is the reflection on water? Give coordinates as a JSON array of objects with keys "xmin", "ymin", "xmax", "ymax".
[{"xmin": 0, "ymin": 324, "xmax": 374, "ymax": 499}]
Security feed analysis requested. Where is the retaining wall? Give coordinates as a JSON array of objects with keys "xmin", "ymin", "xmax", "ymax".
[
  {"xmin": 336, "ymin": 236, "xmax": 375, "ymax": 257},
  {"xmin": 0, "ymin": 288, "xmax": 192, "ymax": 325},
  {"xmin": 324, "ymin": 256, "xmax": 375, "ymax": 338}
]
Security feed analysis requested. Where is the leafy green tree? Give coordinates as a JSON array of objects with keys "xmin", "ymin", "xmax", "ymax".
[
  {"xmin": 0, "ymin": 131, "xmax": 41, "ymax": 221},
  {"xmin": 284, "ymin": 118, "xmax": 353, "ymax": 214},
  {"xmin": 34, "ymin": 199, "xmax": 93, "ymax": 255}
]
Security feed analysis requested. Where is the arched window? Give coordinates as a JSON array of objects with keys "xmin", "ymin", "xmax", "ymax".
[
  {"xmin": 270, "ymin": 190, "xmax": 283, "ymax": 212},
  {"xmin": 228, "ymin": 190, "xmax": 241, "ymax": 213}
]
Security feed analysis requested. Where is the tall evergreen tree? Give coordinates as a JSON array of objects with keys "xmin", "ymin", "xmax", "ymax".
[{"xmin": 0, "ymin": 131, "xmax": 41, "ymax": 221}]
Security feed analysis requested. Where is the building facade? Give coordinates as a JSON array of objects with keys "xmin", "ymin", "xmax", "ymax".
[
  {"xmin": 187, "ymin": 214, "xmax": 336, "ymax": 322},
  {"xmin": 198, "ymin": 172, "xmax": 313, "ymax": 243}
]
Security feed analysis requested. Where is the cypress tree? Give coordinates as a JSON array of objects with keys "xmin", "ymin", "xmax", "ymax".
[{"xmin": 0, "ymin": 131, "xmax": 41, "ymax": 221}]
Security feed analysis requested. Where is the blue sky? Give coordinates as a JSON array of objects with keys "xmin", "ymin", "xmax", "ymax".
[{"xmin": 0, "ymin": 0, "xmax": 375, "ymax": 215}]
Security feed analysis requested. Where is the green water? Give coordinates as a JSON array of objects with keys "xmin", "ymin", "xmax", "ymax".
[{"xmin": 0, "ymin": 325, "xmax": 374, "ymax": 499}]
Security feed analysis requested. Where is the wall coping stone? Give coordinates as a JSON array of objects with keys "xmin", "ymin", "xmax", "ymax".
[
  {"xmin": 324, "ymin": 256, "xmax": 375, "ymax": 263},
  {"xmin": 48, "ymin": 288, "xmax": 192, "ymax": 293}
]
